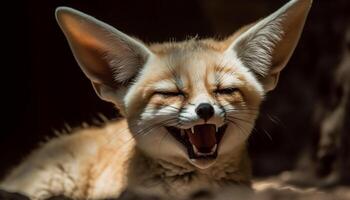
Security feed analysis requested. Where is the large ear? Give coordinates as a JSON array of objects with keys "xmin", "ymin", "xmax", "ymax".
[
  {"xmin": 228, "ymin": 0, "xmax": 312, "ymax": 91},
  {"xmin": 55, "ymin": 7, "xmax": 152, "ymax": 112}
]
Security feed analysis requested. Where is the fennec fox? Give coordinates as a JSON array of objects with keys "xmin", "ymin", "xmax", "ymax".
[{"xmin": 0, "ymin": 0, "xmax": 312, "ymax": 199}]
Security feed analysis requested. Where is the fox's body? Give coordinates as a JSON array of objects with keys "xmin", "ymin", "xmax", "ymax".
[
  {"xmin": 1, "ymin": 119, "xmax": 250, "ymax": 199},
  {"xmin": 0, "ymin": 1, "xmax": 312, "ymax": 199}
]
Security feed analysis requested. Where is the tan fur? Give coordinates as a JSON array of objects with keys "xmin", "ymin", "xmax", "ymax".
[{"xmin": 1, "ymin": 120, "xmax": 133, "ymax": 199}]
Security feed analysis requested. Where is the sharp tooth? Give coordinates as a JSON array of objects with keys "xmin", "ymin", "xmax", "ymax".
[
  {"xmin": 192, "ymin": 145, "xmax": 199, "ymax": 154},
  {"xmin": 191, "ymin": 127, "xmax": 195, "ymax": 134},
  {"xmin": 211, "ymin": 144, "xmax": 218, "ymax": 153},
  {"xmin": 216, "ymin": 125, "xmax": 219, "ymax": 133}
]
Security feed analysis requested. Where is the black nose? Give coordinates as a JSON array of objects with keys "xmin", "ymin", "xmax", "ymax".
[{"xmin": 195, "ymin": 103, "xmax": 214, "ymax": 121}]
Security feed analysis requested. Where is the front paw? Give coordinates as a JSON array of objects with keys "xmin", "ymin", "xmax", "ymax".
[{"xmin": 0, "ymin": 189, "xmax": 30, "ymax": 200}]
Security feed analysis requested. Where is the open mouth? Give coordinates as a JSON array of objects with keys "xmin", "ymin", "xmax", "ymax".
[{"xmin": 166, "ymin": 124, "xmax": 227, "ymax": 160}]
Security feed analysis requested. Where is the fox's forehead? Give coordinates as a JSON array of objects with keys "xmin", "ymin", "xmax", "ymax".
[{"xmin": 140, "ymin": 40, "xmax": 247, "ymax": 91}]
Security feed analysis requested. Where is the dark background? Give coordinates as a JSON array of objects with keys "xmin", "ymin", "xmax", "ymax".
[{"xmin": 1, "ymin": 0, "xmax": 349, "ymax": 179}]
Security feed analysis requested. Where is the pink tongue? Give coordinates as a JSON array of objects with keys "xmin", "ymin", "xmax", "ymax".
[{"xmin": 187, "ymin": 124, "xmax": 217, "ymax": 153}]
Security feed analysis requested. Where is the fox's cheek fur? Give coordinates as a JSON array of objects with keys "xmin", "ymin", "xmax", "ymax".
[
  {"xmin": 140, "ymin": 94, "xmax": 184, "ymax": 123},
  {"xmin": 217, "ymin": 91, "xmax": 244, "ymax": 104},
  {"xmin": 148, "ymin": 95, "xmax": 184, "ymax": 110}
]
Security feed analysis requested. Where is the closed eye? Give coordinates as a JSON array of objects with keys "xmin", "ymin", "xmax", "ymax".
[
  {"xmin": 214, "ymin": 87, "xmax": 239, "ymax": 95},
  {"xmin": 154, "ymin": 90, "xmax": 184, "ymax": 97}
]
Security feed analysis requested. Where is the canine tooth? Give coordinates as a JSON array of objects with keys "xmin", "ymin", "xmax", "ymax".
[
  {"xmin": 192, "ymin": 145, "xmax": 199, "ymax": 154},
  {"xmin": 211, "ymin": 144, "xmax": 218, "ymax": 153},
  {"xmin": 191, "ymin": 127, "xmax": 195, "ymax": 134},
  {"xmin": 216, "ymin": 125, "xmax": 218, "ymax": 133}
]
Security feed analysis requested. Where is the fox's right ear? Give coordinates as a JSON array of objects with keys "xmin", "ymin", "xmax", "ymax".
[{"xmin": 55, "ymin": 7, "xmax": 152, "ymax": 113}]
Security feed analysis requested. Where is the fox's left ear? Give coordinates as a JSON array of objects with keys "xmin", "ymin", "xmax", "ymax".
[{"xmin": 227, "ymin": 0, "xmax": 312, "ymax": 91}]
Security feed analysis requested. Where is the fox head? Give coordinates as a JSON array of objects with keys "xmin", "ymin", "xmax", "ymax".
[{"xmin": 55, "ymin": 0, "xmax": 312, "ymax": 169}]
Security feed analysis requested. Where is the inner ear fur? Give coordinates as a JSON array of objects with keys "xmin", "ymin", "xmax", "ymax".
[
  {"xmin": 228, "ymin": 0, "xmax": 313, "ymax": 91},
  {"xmin": 55, "ymin": 7, "xmax": 152, "ymax": 111}
]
